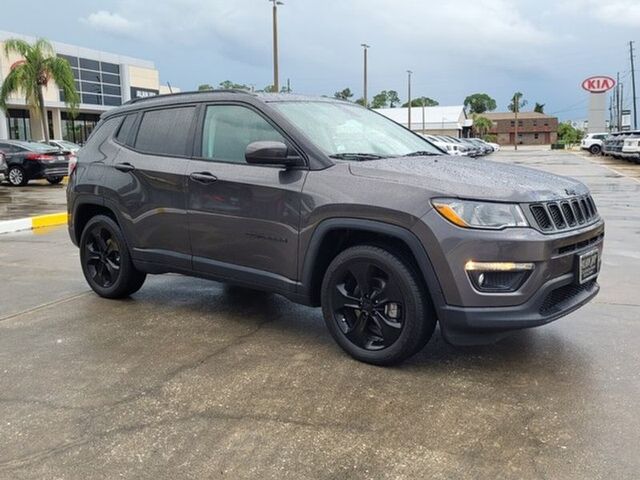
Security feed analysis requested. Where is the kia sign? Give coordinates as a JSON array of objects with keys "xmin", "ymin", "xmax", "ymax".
[{"xmin": 582, "ymin": 76, "xmax": 616, "ymax": 93}]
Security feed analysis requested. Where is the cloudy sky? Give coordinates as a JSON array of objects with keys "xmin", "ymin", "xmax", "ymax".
[{"xmin": 1, "ymin": 0, "xmax": 638, "ymax": 120}]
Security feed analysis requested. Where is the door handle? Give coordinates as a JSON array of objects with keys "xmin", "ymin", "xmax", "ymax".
[
  {"xmin": 189, "ymin": 172, "xmax": 218, "ymax": 184},
  {"xmin": 114, "ymin": 162, "xmax": 135, "ymax": 172}
]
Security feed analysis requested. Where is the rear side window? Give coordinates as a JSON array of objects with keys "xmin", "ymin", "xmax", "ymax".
[
  {"xmin": 134, "ymin": 107, "xmax": 196, "ymax": 156},
  {"xmin": 116, "ymin": 114, "xmax": 137, "ymax": 145}
]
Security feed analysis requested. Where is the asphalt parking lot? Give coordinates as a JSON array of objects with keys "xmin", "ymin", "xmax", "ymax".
[{"xmin": 0, "ymin": 150, "xmax": 639, "ymax": 479}]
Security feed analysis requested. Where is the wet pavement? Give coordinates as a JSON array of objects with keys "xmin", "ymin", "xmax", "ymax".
[
  {"xmin": 0, "ymin": 150, "xmax": 639, "ymax": 479},
  {"xmin": 0, "ymin": 180, "xmax": 67, "ymax": 220}
]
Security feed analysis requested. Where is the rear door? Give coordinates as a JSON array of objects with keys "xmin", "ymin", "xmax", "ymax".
[
  {"xmin": 186, "ymin": 103, "xmax": 307, "ymax": 285},
  {"xmin": 106, "ymin": 105, "xmax": 198, "ymax": 269}
]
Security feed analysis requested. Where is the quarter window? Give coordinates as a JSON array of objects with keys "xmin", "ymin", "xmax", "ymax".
[
  {"xmin": 201, "ymin": 105, "xmax": 285, "ymax": 163},
  {"xmin": 116, "ymin": 114, "xmax": 137, "ymax": 145},
  {"xmin": 134, "ymin": 107, "xmax": 196, "ymax": 156}
]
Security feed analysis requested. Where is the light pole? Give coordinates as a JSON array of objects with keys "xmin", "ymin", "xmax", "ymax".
[
  {"xmin": 269, "ymin": 0, "xmax": 283, "ymax": 92},
  {"xmin": 407, "ymin": 70, "xmax": 413, "ymax": 130},
  {"xmin": 361, "ymin": 44, "xmax": 370, "ymax": 107}
]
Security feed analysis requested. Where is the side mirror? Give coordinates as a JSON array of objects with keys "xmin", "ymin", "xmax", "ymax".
[{"xmin": 245, "ymin": 141, "xmax": 303, "ymax": 167}]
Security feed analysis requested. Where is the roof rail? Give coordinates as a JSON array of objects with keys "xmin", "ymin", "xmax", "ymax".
[{"xmin": 122, "ymin": 88, "xmax": 254, "ymax": 106}]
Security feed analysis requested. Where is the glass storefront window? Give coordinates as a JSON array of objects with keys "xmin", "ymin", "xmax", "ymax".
[
  {"xmin": 6, "ymin": 109, "xmax": 31, "ymax": 140},
  {"xmin": 61, "ymin": 112, "xmax": 100, "ymax": 145}
]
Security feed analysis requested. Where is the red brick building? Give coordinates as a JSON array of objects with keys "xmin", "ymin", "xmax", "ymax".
[{"xmin": 483, "ymin": 112, "xmax": 558, "ymax": 146}]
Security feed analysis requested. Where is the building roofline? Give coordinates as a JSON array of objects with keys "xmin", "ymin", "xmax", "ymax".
[{"xmin": 0, "ymin": 30, "xmax": 155, "ymax": 69}]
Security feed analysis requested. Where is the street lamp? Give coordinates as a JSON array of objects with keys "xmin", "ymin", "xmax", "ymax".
[
  {"xmin": 361, "ymin": 43, "xmax": 370, "ymax": 108},
  {"xmin": 269, "ymin": 0, "xmax": 284, "ymax": 92},
  {"xmin": 407, "ymin": 70, "xmax": 413, "ymax": 130}
]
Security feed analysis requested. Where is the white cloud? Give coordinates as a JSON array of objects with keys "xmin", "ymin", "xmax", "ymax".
[{"xmin": 82, "ymin": 10, "xmax": 142, "ymax": 36}]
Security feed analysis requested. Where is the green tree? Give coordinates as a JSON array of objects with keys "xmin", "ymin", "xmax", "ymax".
[
  {"xmin": 387, "ymin": 90, "xmax": 401, "ymax": 108},
  {"xmin": 534, "ymin": 102, "xmax": 545, "ymax": 113},
  {"xmin": 557, "ymin": 122, "xmax": 583, "ymax": 145},
  {"xmin": 464, "ymin": 93, "xmax": 497, "ymax": 114},
  {"xmin": 198, "ymin": 84, "xmax": 214, "ymax": 91},
  {"xmin": 218, "ymin": 80, "xmax": 251, "ymax": 90},
  {"xmin": 371, "ymin": 90, "xmax": 389, "ymax": 108},
  {"xmin": 402, "ymin": 96, "xmax": 439, "ymax": 108},
  {"xmin": 354, "ymin": 97, "xmax": 366, "ymax": 106},
  {"xmin": 334, "ymin": 88, "xmax": 354, "ymax": 101},
  {"xmin": 508, "ymin": 92, "xmax": 527, "ymax": 113},
  {"xmin": 0, "ymin": 38, "xmax": 79, "ymax": 142},
  {"xmin": 472, "ymin": 114, "xmax": 493, "ymax": 137}
]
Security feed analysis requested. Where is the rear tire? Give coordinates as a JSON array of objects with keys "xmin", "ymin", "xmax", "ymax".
[
  {"xmin": 321, "ymin": 245, "xmax": 436, "ymax": 365},
  {"xmin": 46, "ymin": 176, "xmax": 64, "ymax": 185},
  {"xmin": 80, "ymin": 215, "xmax": 146, "ymax": 299},
  {"xmin": 589, "ymin": 144, "xmax": 602, "ymax": 155},
  {"xmin": 7, "ymin": 166, "xmax": 28, "ymax": 186}
]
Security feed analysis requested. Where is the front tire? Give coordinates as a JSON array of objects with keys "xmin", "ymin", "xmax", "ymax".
[
  {"xmin": 321, "ymin": 245, "xmax": 436, "ymax": 365},
  {"xmin": 80, "ymin": 215, "xmax": 146, "ymax": 298},
  {"xmin": 7, "ymin": 166, "xmax": 28, "ymax": 186},
  {"xmin": 589, "ymin": 144, "xmax": 602, "ymax": 155},
  {"xmin": 46, "ymin": 176, "xmax": 64, "ymax": 185}
]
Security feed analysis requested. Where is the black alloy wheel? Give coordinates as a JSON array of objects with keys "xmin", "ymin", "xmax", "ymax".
[
  {"xmin": 331, "ymin": 260, "xmax": 404, "ymax": 351},
  {"xmin": 80, "ymin": 215, "xmax": 146, "ymax": 298},
  {"xmin": 321, "ymin": 245, "xmax": 435, "ymax": 365},
  {"xmin": 85, "ymin": 226, "xmax": 122, "ymax": 289},
  {"xmin": 46, "ymin": 176, "xmax": 64, "ymax": 185}
]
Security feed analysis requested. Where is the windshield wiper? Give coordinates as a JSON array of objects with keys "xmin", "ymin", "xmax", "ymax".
[
  {"xmin": 328, "ymin": 152, "xmax": 386, "ymax": 160},
  {"xmin": 403, "ymin": 151, "xmax": 441, "ymax": 157}
]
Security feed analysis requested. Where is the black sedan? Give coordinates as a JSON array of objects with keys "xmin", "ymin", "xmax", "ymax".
[{"xmin": 0, "ymin": 140, "xmax": 70, "ymax": 186}]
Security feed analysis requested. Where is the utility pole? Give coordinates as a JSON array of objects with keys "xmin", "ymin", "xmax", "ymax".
[
  {"xmin": 615, "ymin": 72, "xmax": 620, "ymax": 130},
  {"xmin": 286, "ymin": 78, "xmax": 291, "ymax": 93},
  {"xmin": 630, "ymin": 41, "xmax": 638, "ymax": 129},
  {"xmin": 620, "ymin": 82, "xmax": 625, "ymax": 130},
  {"xmin": 269, "ymin": 0, "xmax": 283, "ymax": 92},
  {"xmin": 361, "ymin": 44, "xmax": 370, "ymax": 108},
  {"xmin": 513, "ymin": 93, "xmax": 519, "ymax": 151},
  {"xmin": 407, "ymin": 70, "xmax": 412, "ymax": 130}
]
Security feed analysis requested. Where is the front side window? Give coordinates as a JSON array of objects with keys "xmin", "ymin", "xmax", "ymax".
[
  {"xmin": 201, "ymin": 105, "xmax": 285, "ymax": 163},
  {"xmin": 271, "ymin": 101, "xmax": 441, "ymax": 158},
  {"xmin": 135, "ymin": 107, "xmax": 196, "ymax": 156}
]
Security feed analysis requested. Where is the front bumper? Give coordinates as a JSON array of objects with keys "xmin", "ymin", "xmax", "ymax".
[{"xmin": 413, "ymin": 210, "xmax": 604, "ymax": 345}]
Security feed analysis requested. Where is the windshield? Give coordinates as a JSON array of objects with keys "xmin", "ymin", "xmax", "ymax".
[{"xmin": 271, "ymin": 101, "xmax": 442, "ymax": 159}]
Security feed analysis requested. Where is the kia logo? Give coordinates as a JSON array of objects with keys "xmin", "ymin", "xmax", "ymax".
[{"xmin": 582, "ymin": 76, "xmax": 616, "ymax": 93}]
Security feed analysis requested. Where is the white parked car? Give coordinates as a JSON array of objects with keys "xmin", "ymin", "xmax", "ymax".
[
  {"xmin": 41, "ymin": 139, "xmax": 81, "ymax": 153},
  {"xmin": 581, "ymin": 133, "xmax": 608, "ymax": 155},
  {"xmin": 621, "ymin": 134, "xmax": 640, "ymax": 163},
  {"xmin": 423, "ymin": 135, "xmax": 468, "ymax": 156}
]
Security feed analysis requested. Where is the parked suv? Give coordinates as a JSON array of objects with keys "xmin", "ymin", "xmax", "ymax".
[
  {"xmin": 67, "ymin": 91, "xmax": 604, "ymax": 365},
  {"xmin": 580, "ymin": 133, "xmax": 607, "ymax": 155}
]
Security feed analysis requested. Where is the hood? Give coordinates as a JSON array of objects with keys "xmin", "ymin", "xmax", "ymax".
[{"xmin": 348, "ymin": 155, "xmax": 589, "ymax": 202}]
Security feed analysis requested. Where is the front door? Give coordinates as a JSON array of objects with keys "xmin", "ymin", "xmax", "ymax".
[{"xmin": 187, "ymin": 104, "xmax": 307, "ymax": 285}]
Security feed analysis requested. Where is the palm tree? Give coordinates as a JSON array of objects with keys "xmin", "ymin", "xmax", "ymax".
[
  {"xmin": 0, "ymin": 38, "xmax": 79, "ymax": 142},
  {"xmin": 472, "ymin": 114, "xmax": 493, "ymax": 138}
]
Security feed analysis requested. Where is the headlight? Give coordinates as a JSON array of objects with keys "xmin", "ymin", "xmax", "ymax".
[{"xmin": 432, "ymin": 198, "xmax": 529, "ymax": 229}]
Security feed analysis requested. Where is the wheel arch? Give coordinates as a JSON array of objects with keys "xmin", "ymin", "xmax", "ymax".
[
  {"xmin": 300, "ymin": 218, "xmax": 445, "ymax": 309},
  {"xmin": 72, "ymin": 199, "xmax": 120, "ymax": 245}
]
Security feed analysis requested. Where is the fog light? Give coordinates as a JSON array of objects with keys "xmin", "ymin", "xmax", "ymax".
[{"xmin": 465, "ymin": 261, "xmax": 534, "ymax": 292}]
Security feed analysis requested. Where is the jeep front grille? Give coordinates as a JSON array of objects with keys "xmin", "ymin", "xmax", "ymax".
[{"xmin": 529, "ymin": 195, "xmax": 599, "ymax": 233}]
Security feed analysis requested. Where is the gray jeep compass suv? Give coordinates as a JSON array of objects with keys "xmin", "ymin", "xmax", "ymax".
[{"xmin": 67, "ymin": 91, "xmax": 604, "ymax": 365}]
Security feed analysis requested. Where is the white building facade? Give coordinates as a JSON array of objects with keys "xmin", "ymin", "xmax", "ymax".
[{"xmin": 0, "ymin": 31, "xmax": 176, "ymax": 144}]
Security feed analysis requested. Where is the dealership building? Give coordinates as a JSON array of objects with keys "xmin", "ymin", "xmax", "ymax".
[
  {"xmin": 483, "ymin": 111, "xmax": 559, "ymax": 145},
  {"xmin": 376, "ymin": 105, "xmax": 471, "ymax": 137},
  {"xmin": 0, "ymin": 31, "xmax": 176, "ymax": 144}
]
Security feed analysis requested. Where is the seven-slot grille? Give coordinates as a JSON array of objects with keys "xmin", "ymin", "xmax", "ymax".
[{"xmin": 529, "ymin": 195, "xmax": 598, "ymax": 232}]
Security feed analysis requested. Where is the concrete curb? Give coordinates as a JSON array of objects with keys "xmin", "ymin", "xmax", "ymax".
[{"xmin": 0, "ymin": 212, "xmax": 68, "ymax": 235}]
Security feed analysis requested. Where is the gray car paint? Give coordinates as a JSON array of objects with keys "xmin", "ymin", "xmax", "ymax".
[{"xmin": 67, "ymin": 92, "xmax": 604, "ymax": 345}]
